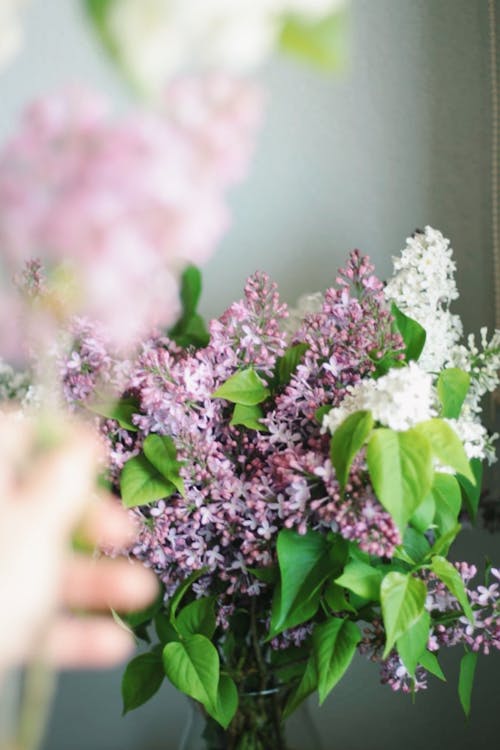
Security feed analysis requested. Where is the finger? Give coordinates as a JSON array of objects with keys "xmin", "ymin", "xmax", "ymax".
[
  {"xmin": 61, "ymin": 556, "xmax": 159, "ymax": 612},
  {"xmin": 23, "ymin": 426, "xmax": 102, "ymax": 532},
  {"xmin": 44, "ymin": 615, "xmax": 134, "ymax": 669},
  {"xmin": 77, "ymin": 494, "xmax": 139, "ymax": 550}
]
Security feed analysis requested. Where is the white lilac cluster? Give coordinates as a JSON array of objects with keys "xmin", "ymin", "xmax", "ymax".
[
  {"xmin": 384, "ymin": 226, "xmax": 462, "ymax": 373},
  {"xmin": 322, "ymin": 361, "xmax": 436, "ymax": 434},
  {"xmin": 100, "ymin": 0, "xmax": 346, "ymax": 96}
]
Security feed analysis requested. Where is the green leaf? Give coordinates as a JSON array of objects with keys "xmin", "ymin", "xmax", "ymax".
[
  {"xmin": 270, "ymin": 530, "xmax": 332, "ymax": 636},
  {"xmin": 419, "ymin": 650, "xmax": 446, "ymax": 681},
  {"xmin": 163, "ymin": 635, "xmax": 219, "ymax": 714},
  {"xmin": 276, "ymin": 343, "xmax": 309, "ymax": 387},
  {"xmin": 437, "ymin": 368, "xmax": 470, "ymax": 419},
  {"xmin": 330, "ymin": 410, "xmax": 374, "ymax": 491},
  {"xmin": 413, "ymin": 419, "xmax": 474, "ymax": 482},
  {"xmin": 381, "ymin": 572, "xmax": 427, "ymax": 658},
  {"xmin": 180, "ymin": 266, "xmax": 202, "ymax": 319},
  {"xmin": 176, "ymin": 598, "xmax": 216, "ymax": 639},
  {"xmin": 396, "ymin": 610, "xmax": 430, "ymax": 679},
  {"xmin": 391, "ymin": 303, "xmax": 427, "ymax": 362},
  {"xmin": 170, "ymin": 313, "xmax": 210, "ymax": 349},
  {"xmin": 122, "ymin": 651, "xmax": 164, "ymax": 714},
  {"xmin": 367, "ymin": 428, "xmax": 434, "ymax": 531},
  {"xmin": 86, "ymin": 395, "xmax": 139, "ymax": 431},
  {"xmin": 168, "ymin": 267, "xmax": 210, "ymax": 349},
  {"xmin": 458, "ymin": 651, "xmax": 478, "ymax": 717},
  {"xmin": 211, "ymin": 675, "xmax": 238, "ymax": 730},
  {"xmin": 280, "ymin": 11, "xmax": 347, "ymax": 70},
  {"xmin": 169, "ymin": 569, "xmax": 208, "ymax": 623},
  {"xmin": 84, "ymin": 0, "xmax": 119, "ymax": 61},
  {"xmin": 248, "ymin": 566, "xmax": 279, "ymax": 585},
  {"xmin": 431, "ymin": 556, "xmax": 474, "ymax": 622},
  {"xmin": 401, "ymin": 527, "xmax": 431, "ymax": 565},
  {"xmin": 335, "ymin": 559, "xmax": 383, "ymax": 602},
  {"xmin": 432, "ymin": 473, "xmax": 462, "ymax": 536},
  {"xmin": 143, "ymin": 434, "xmax": 185, "ymax": 496},
  {"xmin": 410, "ymin": 492, "xmax": 436, "ymax": 533},
  {"xmin": 212, "ymin": 368, "xmax": 270, "ymax": 406},
  {"xmin": 230, "ymin": 403, "xmax": 267, "ymax": 432},
  {"xmin": 154, "ymin": 613, "xmax": 179, "ymax": 644},
  {"xmin": 324, "ymin": 582, "xmax": 356, "ymax": 613},
  {"xmin": 429, "ymin": 524, "xmax": 461, "ymax": 558},
  {"xmin": 120, "ymin": 454, "xmax": 175, "ymax": 509},
  {"xmin": 313, "ymin": 618, "xmax": 361, "ymax": 704},
  {"xmin": 283, "ymin": 656, "xmax": 318, "ymax": 719},
  {"xmin": 457, "ymin": 459, "xmax": 483, "ymax": 522}
]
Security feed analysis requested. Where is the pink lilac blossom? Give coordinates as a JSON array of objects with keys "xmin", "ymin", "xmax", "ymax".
[{"xmin": 0, "ymin": 77, "xmax": 262, "ymax": 354}]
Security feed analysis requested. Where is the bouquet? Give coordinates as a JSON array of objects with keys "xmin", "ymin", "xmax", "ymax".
[{"xmin": 55, "ymin": 227, "xmax": 500, "ymax": 747}]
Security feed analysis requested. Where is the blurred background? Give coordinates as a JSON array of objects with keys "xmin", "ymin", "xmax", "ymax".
[{"xmin": 1, "ymin": 0, "xmax": 499, "ymax": 748}]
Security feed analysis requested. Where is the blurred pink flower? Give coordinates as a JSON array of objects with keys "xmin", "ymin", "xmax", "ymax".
[{"xmin": 0, "ymin": 77, "xmax": 263, "ymax": 353}]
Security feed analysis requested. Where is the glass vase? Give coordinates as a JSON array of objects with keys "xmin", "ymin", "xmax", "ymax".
[{"xmin": 180, "ymin": 689, "xmax": 323, "ymax": 750}]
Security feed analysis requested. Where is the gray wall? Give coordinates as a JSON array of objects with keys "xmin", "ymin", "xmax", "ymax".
[{"xmin": 1, "ymin": 0, "xmax": 499, "ymax": 747}]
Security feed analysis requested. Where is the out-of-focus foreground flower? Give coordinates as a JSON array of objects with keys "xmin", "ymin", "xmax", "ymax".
[
  {"xmin": 85, "ymin": 0, "xmax": 348, "ymax": 97},
  {"xmin": 0, "ymin": 76, "xmax": 263, "ymax": 356}
]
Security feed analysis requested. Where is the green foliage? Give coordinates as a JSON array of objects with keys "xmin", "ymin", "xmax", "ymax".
[
  {"xmin": 280, "ymin": 11, "xmax": 348, "ymax": 70},
  {"xmin": 401, "ymin": 528, "xmax": 430, "ymax": 565},
  {"xmin": 283, "ymin": 656, "xmax": 318, "ymax": 718},
  {"xmin": 430, "ymin": 556, "xmax": 473, "ymax": 622},
  {"xmin": 176, "ymin": 598, "xmax": 217, "ymax": 639},
  {"xmin": 86, "ymin": 395, "xmax": 139, "ymax": 431},
  {"xmin": 330, "ymin": 410, "xmax": 373, "ymax": 491},
  {"xmin": 429, "ymin": 524, "xmax": 461, "ymax": 558},
  {"xmin": 143, "ymin": 434, "xmax": 185, "ymax": 496},
  {"xmin": 390, "ymin": 303, "xmax": 427, "ymax": 362},
  {"xmin": 270, "ymin": 530, "xmax": 332, "ymax": 636},
  {"xmin": 458, "ymin": 650, "xmax": 478, "ymax": 717},
  {"xmin": 323, "ymin": 582, "xmax": 356, "ymax": 613},
  {"xmin": 437, "ymin": 368, "xmax": 470, "ymax": 419},
  {"xmin": 410, "ymin": 492, "xmax": 436, "ymax": 534},
  {"xmin": 413, "ymin": 419, "xmax": 474, "ymax": 482},
  {"xmin": 169, "ymin": 569, "xmax": 208, "ymax": 622},
  {"xmin": 396, "ymin": 611, "xmax": 430, "ymax": 679},
  {"xmin": 122, "ymin": 650, "xmax": 164, "ymax": 714},
  {"xmin": 457, "ymin": 458, "xmax": 483, "ymax": 522},
  {"xmin": 230, "ymin": 403, "xmax": 267, "ymax": 431},
  {"xmin": 120, "ymin": 454, "xmax": 175, "ymax": 508},
  {"xmin": 431, "ymin": 473, "xmax": 462, "ymax": 536},
  {"xmin": 169, "ymin": 266, "xmax": 210, "ymax": 348},
  {"xmin": 367, "ymin": 428, "xmax": 434, "ymax": 531},
  {"xmin": 213, "ymin": 675, "xmax": 239, "ymax": 730},
  {"xmin": 212, "ymin": 368, "xmax": 270, "ymax": 406},
  {"xmin": 84, "ymin": 0, "xmax": 119, "ymax": 61},
  {"xmin": 335, "ymin": 559, "xmax": 383, "ymax": 602},
  {"xmin": 312, "ymin": 618, "xmax": 361, "ymax": 704},
  {"xmin": 275, "ymin": 343, "xmax": 309, "ymax": 387},
  {"xmin": 419, "ymin": 650, "xmax": 446, "ymax": 682},
  {"xmin": 380, "ymin": 572, "xmax": 427, "ymax": 658},
  {"xmin": 163, "ymin": 636, "xmax": 220, "ymax": 717}
]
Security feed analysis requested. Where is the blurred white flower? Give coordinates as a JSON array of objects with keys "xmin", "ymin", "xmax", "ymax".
[
  {"xmin": 0, "ymin": 0, "xmax": 26, "ymax": 71},
  {"xmin": 102, "ymin": 0, "xmax": 346, "ymax": 97}
]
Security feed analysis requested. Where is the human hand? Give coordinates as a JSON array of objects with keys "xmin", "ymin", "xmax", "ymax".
[{"xmin": 0, "ymin": 412, "xmax": 157, "ymax": 674}]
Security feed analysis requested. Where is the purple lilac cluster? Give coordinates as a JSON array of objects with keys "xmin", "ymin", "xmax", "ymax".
[
  {"xmin": 60, "ymin": 317, "xmax": 112, "ymax": 405},
  {"xmin": 361, "ymin": 564, "xmax": 500, "ymax": 693},
  {"xmin": 426, "ymin": 564, "xmax": 500, "ymax": 656},
  {"xmin": 70, "ymin": 253, "xmax": 403, "ymax": 610}
]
